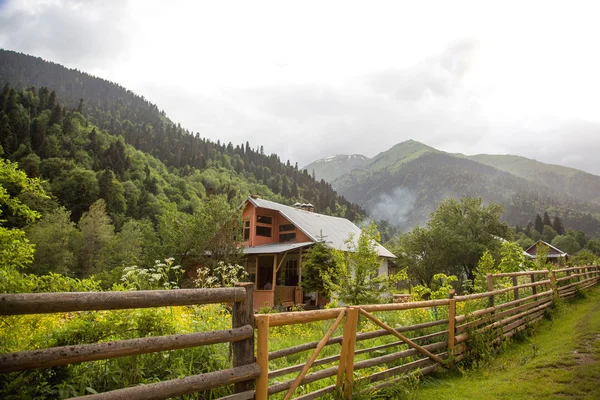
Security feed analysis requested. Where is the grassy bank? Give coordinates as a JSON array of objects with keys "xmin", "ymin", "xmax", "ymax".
[{"xmin": 414, "ymin": 286, "xmax": 600, "ymax": 400}]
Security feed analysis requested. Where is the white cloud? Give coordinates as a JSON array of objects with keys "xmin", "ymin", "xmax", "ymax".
[{"xmin": 1, "ymin": 0, "xmax": 600, "ymax": 175}]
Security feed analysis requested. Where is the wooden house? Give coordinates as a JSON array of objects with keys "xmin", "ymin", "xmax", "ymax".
[
  {"xmin": 524, "ymin": 240, "xmax": 568, "ymax": 263},
  {"xmin": 240, "ymin": 196, "xmax": 395, "ymax": 309}
]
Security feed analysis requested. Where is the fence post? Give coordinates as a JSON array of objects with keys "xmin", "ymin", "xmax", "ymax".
[
  {"xmin": 551, "ymin": 270, "xmax": 557, "ymax": 298},
  {"xmin": 486, "ymin": 274, "xmax": 494, "ymax": 309},
  {"xmin": 336, "ymin": 306, "xmax": 359, "ymax": 399},
  {"xmin": 512, "ymin": 275, "xmax": 519, "ymax": 301},
  {"xmin": 447, "ymin": 290, "xmax": 456, "ymax": 358},
  {"xmin": 232, "ymin": 282, "xmax": 255, "ymax": 393},
  {"xmin": 530, "ymin": 273, "xmax": 537, "ymax": 295},
  {"xmin": 255, "ymin": 315, "xmax": 270, "ymax": 400}
]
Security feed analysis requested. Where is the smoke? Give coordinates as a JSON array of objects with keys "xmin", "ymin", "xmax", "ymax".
[{"xmin": 368, "ymin": 187, "xmax": 417, "ymax": 230}]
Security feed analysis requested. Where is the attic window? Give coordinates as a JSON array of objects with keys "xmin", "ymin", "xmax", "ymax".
[
  {"xmin": 257, "ymin": 215, "xmax": 272, "ymax": 224},
  {"xmin": 279, "ymin": 224, "xmax": 295, "ymax": 232},
  {"xmin": 243, "ymin": 221, "xmax": 250, "ymax": 241},
  {"xmin": 256, "ymin": 226, "xmax": 272, "ymax": 237},
  {"xmin": 279, "ymin": 232, "xmax": 296, "ymax": 242}
]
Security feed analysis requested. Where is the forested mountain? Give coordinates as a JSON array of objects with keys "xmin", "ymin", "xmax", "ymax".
[
  {"xmin": 463, "ymin": 154, "xmax": 600, "ymax": 204},
  {"xmin": 305, "ymin": 140, "xmax": 600, "ymax": 236},
  {"xmin": 308, "ymin": 154, "xmax": 369, "ymax": 183},
  {"xmin": 0, "ymin": 49, "xmax": 363, "ymax": 221}
]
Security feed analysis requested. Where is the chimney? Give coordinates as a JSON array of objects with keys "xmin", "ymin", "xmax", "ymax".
[
  {"xmin": 293, "ymin": 202, "xmax": 302, "ymax": 208},
  {"xmin": 305, "ymin": 203, "xmax": 314, "ymax": 212}
]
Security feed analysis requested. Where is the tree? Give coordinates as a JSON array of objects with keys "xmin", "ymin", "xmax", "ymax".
[
  {"xmin": 26, "ymin": 207, "xmax": 80, "ymax": 275},
  {"xmin": 534, "ymin": 214, "xmax": 544, "ymax": 233},
  {"xmin": 98, "ymin": 169, "xmax": 126, "ymax": 220},
  {"xmin": 541, "ymin": 225, "xmax": 558, "ymax": 243},
  {"xmin": 553, "ymin": 216, "xmax": 565, "ymax": 235},
  {"xmin": 0, "ymin": 159, "xmax": 48, "ymax": 292},
  {"xmin": 427, "ymin": 197, "xmax": 510, "ymax": 282},
  {"xmin": 327, "ymin": 223, "xmax": 389, "ymax": 305},
  {"xmin": 77, "ymin": 199, "xmax": 114, "ymax": 276},
  {"xmin": 157, "ymin": 195, "xmax": 242, "ymax": 268},
  {"xmin": 301, "ymin": 234, "xmax": 338, "ymax": 300},
  {"xmin": 584, "ymin": 238, "xmax": 600, "ymax": 256},
  {"xmin": 542, "ymin": 211, "xmax": 552, "ymax": 227},
  {"xmin": 393, "ymin": 197, "xmax": 510, "ymax": 288},
  {"xmin": 551, "ymin": 235, "xmax": 581, "ymax": 255}
]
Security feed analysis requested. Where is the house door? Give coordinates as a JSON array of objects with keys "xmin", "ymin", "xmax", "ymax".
[{"xmin": 257, "ymin": 256, "xmax": 274, "ymax": 290}]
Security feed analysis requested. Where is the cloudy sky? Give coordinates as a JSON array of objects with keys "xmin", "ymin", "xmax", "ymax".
[{"xmin": 1, "ymin": 0, "xmax": 600, "ymax": 174}]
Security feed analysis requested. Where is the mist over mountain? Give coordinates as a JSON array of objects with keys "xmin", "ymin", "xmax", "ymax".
[{"xmin": 305, "ymin": 140, "xmax": 600, "ymax": 236}]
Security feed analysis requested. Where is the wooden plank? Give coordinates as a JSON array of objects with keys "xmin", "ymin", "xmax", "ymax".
[
  {"xmin": 268, "ymin": 366, "xmax": 338, "ymax": 395},
  {"xmin": 354, "ymin": 330, "xmax": 446, "ymax": 356},
  {"xmin": 265, "ymin": 308, "xmax": 344, "ymax": 327},
  {"xmin": 342, "ymin": 307, "xmax": 359, "ymax": 399},
  {"xmin": 269, "ymin": 354, "xmax": 340, "ymax": 379},
  {"xmin": 353, "ymin": 341, "xmax": 447, "ymax": 371},
  {"xmin": 294, "ymin": 384, "xmax": 336, "ymax": 400},
  {"xmin": 337, "ymin": 307, "xmax": 355, "ymax": 387},
  {"xmin": 255, "ymin": 315, "xmax": 270, "ymax": 400},
  {"xmin": 0, "ymin": 326, "xmax": 253, "ymax": 374},
  {"xmin": 215, "ymin": 390, "xmax": 255, "ymax": 400},
  {"xmin": 0, "ymin": 288, "xmax": 246, "ymax": 315},
  {"xmin": 455, "ymin": 290, "xmax": 552, "ymax": 323},
  {"xmin": 358, "ymin": 308, "xmax": 446, "ymax": 366},
  {"xmin": 283, "ymin": 310, "xmax": 345, "ymax": 400},
  {"xmin": 71, "ymin": 364, "xmax": 261, "ymax": 400},
  {"xmin": 454, "ymin": 280, "xmax": 551, "ymax": 302},
  {"xmin": 487, "ymin": 274, "xmax": 495, "ymax": 308},
  {"xmin": 360, "ymin": 298, "xmax": 449, "ymax": 312},
  {"xmin": 232, "ymin": 282, "xmax": 255, "ymax": 393},
  {"xmin": 448, "ymin": 299, "xmax": 456, "ymax": 353},
  {"xmin": 267, "ymin": 317, "xmax": 446, "ymax": 361},
  {"xmin": 491, "ymin": 270, "xmax": 548, "ymax": 277}
]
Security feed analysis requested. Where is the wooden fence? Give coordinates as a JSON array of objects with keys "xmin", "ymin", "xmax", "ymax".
[
  {"xmin": 254, "ymin": 265, "xmax": 600, "ymax": 399},
  {"xmin": 0, "ymin": 283, "xmax": 257, "ymax": 400},
  {"xmin": 1, "ymin": 266, "xmax": 599, "ymax": 399}
]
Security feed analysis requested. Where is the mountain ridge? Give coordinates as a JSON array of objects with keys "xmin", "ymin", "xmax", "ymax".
[{"xmin": 305, "ymin": 140, "xmax": 600, "ymax": 235}]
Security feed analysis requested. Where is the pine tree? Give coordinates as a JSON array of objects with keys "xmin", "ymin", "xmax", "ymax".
[
  {"xmin": 534, "ymin": 214, "xmax": 544, "ymax": 233},
  {"xmin": 553, "ymin": 216, "xmax": 565, "ymax": 235},
  {"xmin": 542, "ymin": 211, "xmax": 552, "ymax": 227},
  {"xmin": 301, "ymin": 235, "xmax": 338, "ymax": 299}
]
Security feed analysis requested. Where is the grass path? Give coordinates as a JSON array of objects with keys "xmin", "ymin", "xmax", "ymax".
[{"xmin": 413, "ymin": 286, "xmax": 600, "ymax": 400}]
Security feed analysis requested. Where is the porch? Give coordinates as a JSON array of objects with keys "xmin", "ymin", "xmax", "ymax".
[{"xmin": 243, "ymin": 243, "xmax": 312, "ymax": 310}]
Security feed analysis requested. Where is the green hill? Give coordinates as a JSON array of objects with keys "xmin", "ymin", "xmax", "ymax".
[
  {"xmin": 0, "ymin": 49, "xmax": 363, "ymax": 221},
  {"xmin": 465, "ymin": 154, "xmax": 600, "ymax": 204},
  {"xmin": 307, "ymin": 141, "xmax": 600, "ymax": 236}
]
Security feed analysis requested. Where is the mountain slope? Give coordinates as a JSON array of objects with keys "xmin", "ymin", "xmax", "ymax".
[
  {"xmin": 308, "ymin": 141, "xmax": 600, "ymax": 235},
  {"xmin": 464, "ymin": 154, "xmax": 600, "ymax": 204},
  {"xmin": 306, "ymin": 154, "xmax": 369, "ymax": 182},
  {"xmin": 0, "ymin": 49, "xmax": 364, "ymax": 220}
]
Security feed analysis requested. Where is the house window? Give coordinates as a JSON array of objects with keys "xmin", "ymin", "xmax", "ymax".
[
  {"xmin": 257, "ymin": 215, "xmax": 272, "ymax": 224},
  {"xmin": 281, "ymin": 259, "xmax": 299, "ymax": 286},
  {"xmin": 279, "ymin": 224, "xmax": 295, "ymax": 232},
  {"xmin": 243, "ymin": 221, "xmax": 250, "ymax": 241},
  {"xmin": 279, "ymin": 232, "xmax": 296, "ymax": 242},
  {"xmin": 256, "ymin": 226, "xmax": 272, "ymax": 237}
]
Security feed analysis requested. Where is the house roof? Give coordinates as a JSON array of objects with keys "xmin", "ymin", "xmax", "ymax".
[
  {"xmin": 524, "ymin": 240, "xmax": 568, "ymax": 258},
  {"xmin": 243, "ymin": 242, "xmax": 314, "ymax": 255},
  {"xmin": 246, "ymin": 197, "xmax": 396, "ymax": 258}
]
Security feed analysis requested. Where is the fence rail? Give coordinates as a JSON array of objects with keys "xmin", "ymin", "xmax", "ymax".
[
  {"xmin": 2, "ymin": 266, "xmax": 599, "ymax": 399},
  {"xmin": 254, "ymin": 265, "xmax": 600, "ymax": 399},
  {"xmin": 0, "ymin": 283, "xmax": 256, "ymax": 399}
]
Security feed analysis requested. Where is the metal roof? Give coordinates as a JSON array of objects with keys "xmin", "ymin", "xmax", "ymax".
[
  {"xmin": 524, "ymin": 240, "xmax": 568, "ymax": 257},
  {"xmin": 246, "ymin": 197, "xmax": 396, "ymax": 258},
  {"xmin": 242, "ymin": 242, "xmax": 314, "ymax": 255}
]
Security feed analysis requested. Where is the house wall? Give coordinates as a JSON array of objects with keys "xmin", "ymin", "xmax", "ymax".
[{"xmin": 242, "ymin": 201, "xmax": 312, "ymax": 247}]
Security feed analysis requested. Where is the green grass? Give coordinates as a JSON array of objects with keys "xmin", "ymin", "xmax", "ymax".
[{"xmin": 414, "ymin": 287, "xmax": 600, "ymax": 400}]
